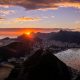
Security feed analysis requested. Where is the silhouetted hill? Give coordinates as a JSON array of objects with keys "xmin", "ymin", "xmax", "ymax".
[
  {"xmin": 0, "ymin": 47, "xmax": 12, "ymax": 62},
  {"xmin": 17, "ymin": 33, "xmax": 42, "ymax": 45},
  {"xmin": 0, "ymin": 33, "xmax": 43, "ymax": 62},
  {"xmin": 0, "ymin": 42, "xmax": 31, "ymax": 61},
  {"xmin": 0, "ymin": 37, "xmax": 15, "ymax": 46},
  {"xmin": 36, "ymin": 32, "xmax": 56, "ymax": 40},
  {"xmin": 4, "ymin": 42, "xmax": 29, "ymax": 57},
  {"xmin": 33, "ymin": 36, "xmax": 42, "ymax": 43},
  {"xmin": 18, "ymin": 34, "xmax": 43, "ymax": 47},
  {"xmin": 49, "ymin": 30, "xmax": 80, "ymax": 43},
  {"xmin": 16, "ymin": 34, "xmax": 31, "ymax": 42},
  {"xmin": 6, "ymin": 49, "xmax": 71, "ymax": 80},
  {"xmin": 1, "ymin": 37, "xmax": 10, "ymax": 41}
]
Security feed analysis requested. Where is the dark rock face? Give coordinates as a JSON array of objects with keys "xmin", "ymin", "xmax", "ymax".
[
  {"xmin": 75, "ymin": 74, "xmax": 80, "ymax": 80},
  {"xmin": 76, "ymin": 77, "xmax": 80, "ymax": 80},
  {"xmin": 0, "ymin": 42, "xmax": 30, "ymax": 61},
  {"xmin": 0, "ymin": 47, "xmax": 12, "ymax": 62},
  {"xmin": 6, "ymin": 49, "xmax": 71, "ymax": 80}
]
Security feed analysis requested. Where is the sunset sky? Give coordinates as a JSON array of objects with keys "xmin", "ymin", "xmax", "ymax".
[{"xmin": 0, "ymin": 0, "xmax": 80, "ymax": 36}]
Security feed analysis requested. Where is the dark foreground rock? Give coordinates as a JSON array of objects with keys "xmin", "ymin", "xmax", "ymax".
[
  {"xmin": 6, "ymin": 49, "xmax": 71, "ymax": 80},
  {"xmin": 75, "ymin": 73, "xmax": 80, "ymax": 80}
]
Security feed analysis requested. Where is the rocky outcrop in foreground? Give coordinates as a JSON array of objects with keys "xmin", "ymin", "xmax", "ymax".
[{"xmin": 6, "ymin": 49, "xmax": 71, "ymax": 80}]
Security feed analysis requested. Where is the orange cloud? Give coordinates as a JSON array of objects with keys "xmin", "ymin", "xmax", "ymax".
[{"xmin": 16, "ymin": 17, "xmax": 41, "ymax": 21}]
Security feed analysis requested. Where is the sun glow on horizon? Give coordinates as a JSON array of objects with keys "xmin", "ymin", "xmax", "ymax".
[
  {"xmin": 24, "ymin": 31, "xmax": 34, "ymax": 39},
  {"xmin": 25, "ymin": 32, "xmax": 31, "ymax": 36}
]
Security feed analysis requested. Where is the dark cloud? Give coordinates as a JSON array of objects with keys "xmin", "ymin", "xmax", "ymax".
[{"xmin": 0, "ymin": 0, "xmax": 80, "ymax": 10}]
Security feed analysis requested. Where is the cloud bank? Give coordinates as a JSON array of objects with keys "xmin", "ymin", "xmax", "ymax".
[
  {"xmin": 0, "ymin": 0, "xmax": 80, "ymax": 10},
  {"xmin": 0, "ymin": 10, "xmax": 15, "ymax": 16}
]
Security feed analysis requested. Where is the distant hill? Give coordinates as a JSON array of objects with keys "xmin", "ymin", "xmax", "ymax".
[
  {"xmin": 35, "ymin": 32, "xmax": 56, "ymax": 40},
  {"xmin": 0, "ymin": 37, "xmax": 15, "ymax": 46},
  {"xmin": 17, "ymin": 33, "xmax": 42, "ymax": 43},
  {"xmin": 0, "ymin": 33, "xmax": 43, "ymax": 62},
  {"xmin": 0, "ymin": 41, "xmax": 31, "ymax": 62},
  {"xmin": 49, "ymin": 30, "xmax": 80, "ymax": 43}
]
